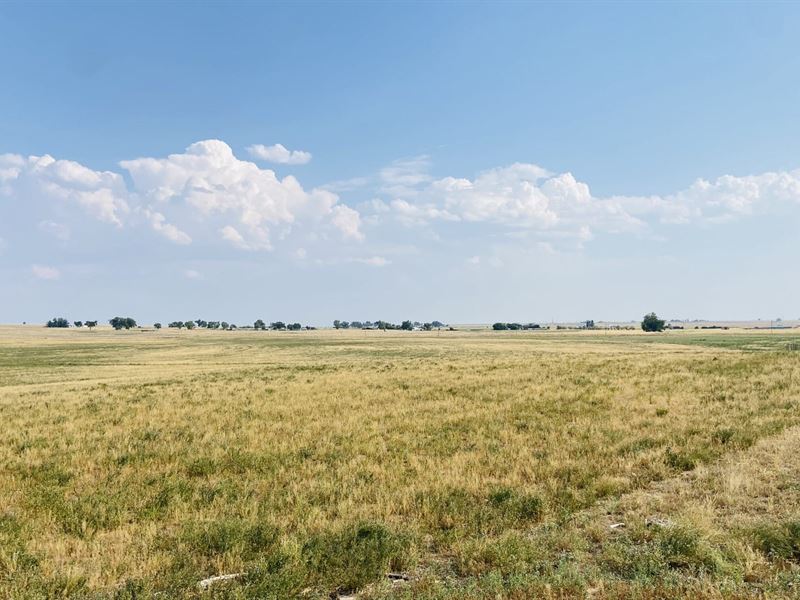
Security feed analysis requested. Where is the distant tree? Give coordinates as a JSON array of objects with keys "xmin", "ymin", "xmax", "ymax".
[
  {"xmin": 350, "ymin": 321, "xmax": 364, "ymax": 329},
  {"xmin": 85, "ymin": 320, "xmax": 98, "ymax": 330},
  {"xmin": 254, "ymin": 319, "xmax": 266, "ymax": 330},
  {"xmin": 154, "ymin": 323, "xmax": 162, "ymax": 329},
  {"xmin": 195, "ymin": 319, "xmax": 207, "ymax": 328},
  {"xmin": 270, "ymin": 321, "xmax": 286, "ymax": 330},
  {"xmin": 185, "ymin": 321, "xmax": 195, "ymax": 330},
  {"xmin": 340, "ymin": 321, "xmax": 350, "ymax": 329},
  {"xmin": 169, "ymin": 321, "xmax": 184, "ymax": 329},
  {"xmin": 432, "ymin": 321, "xmax": 444, "ymax": 328},
  {"xmin": 333, "ymin": 320, "xmax": 342, "ymax": 329},
  {"xmin": 288, "ymin": 322, "xmax": 302, "ymax": 330},
  {"xmin": 423, "ymin": 323, "xmax": 432, "ymax": 331},
  {"xmin": 229, "ymin": 324, "xmax": 237, "ymax": 330},
  {"xmin": 207, "ymin": 321, "xmax": 220, "ymax": 329},
  {"xmin": 73, "ymin": 321, "xmax": 83, "ymax": 328},
  {"xmin": 109, "ymin": 317, "xmax": 136, "ymax": 330},
  {"xmin": 584, "ymin": 320, "xmax": 595, "ymax": 329},
  {"xmin": 508, "ymin": 323, "xmax": 523, "ymax": 330},
  {"xmin": 46, "ymin": 317, "xmax": 70, "ymax": 328},
  {"xmin": 641, "ymin": 312, "xmax": 665, "ymax": 332},
  {"xmin": 493, "ymin": 322, "xmax": 509, "ymax": 331},
  {"xmin": 111, "ymin": 317, "xmax": 136, "ymax": 329},
  {"xmin": 221, "ymin": 321, "xmax": 229, "ymax": 330},
  {"xmin": 401, "ymin": 320, "xmax": 413, "ymax": 331}
]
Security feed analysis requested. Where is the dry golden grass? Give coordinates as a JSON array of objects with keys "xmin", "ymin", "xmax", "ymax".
[{"xmin": 1, "ymin": 326, "xmax": 799, "ymax": 598}]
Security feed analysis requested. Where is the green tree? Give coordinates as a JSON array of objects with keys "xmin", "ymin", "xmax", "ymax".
[
  {"xmin": 493, "ymin": 322, "xmax": 508, "ymax": 331},
  {"xmin": 154, "ymin": 323, "xmax": 162, "ymax": 329},
  {"xmin": 401, "ymin": 320, "xmax": 413, "ymax": 331},
  {"xmin": 85, "ymin": 320, "xmax": 98, "ymax": 330},
  {"xmin": 46, "ymin": 317, "xmax": 70, "ymax": 328},
  {"xmin": 254, "ymin": 319, "xmax": 266, "ymax": 330},
  {"xmin": 185, "ymin": 321, "xmax": 195, "ymax": 330},
  {"xmin": 641, "ymin": 312, "xmax": 665, "ymax": 332},
  {"xmin": 73, "ymin": 321, "xmax": 83, "ymax": 328},
  {"xmin": 109, "ymin": 317, "xmax": 136, "ymax": 330}
]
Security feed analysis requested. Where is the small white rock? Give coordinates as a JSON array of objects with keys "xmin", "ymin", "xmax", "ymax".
[{"xmin": 198, "ymin": 572, "xmax": 245, "ymax": 589}]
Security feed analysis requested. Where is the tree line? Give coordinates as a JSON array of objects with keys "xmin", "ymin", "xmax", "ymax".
[
  {"xmin": 333, "ymin": 320, "xmax": 446, "ymax": 330},
  {"xmin": 46, "ymin": 318, "xmax": 99, "ymax": 329},
  {"xmin": 489, "ymin": 314, "xmax": 667, "ymax": 332},
  {"xmin": 44, "ymin": 317, "xmax": 316, "ymax": 331},
  {"xmin": 492, "ymin": 322, "xmax": 542, "ymax": 330},
  {"xmin": 43, "ymin": 313, "xmax": 669, "ymax": 332}
]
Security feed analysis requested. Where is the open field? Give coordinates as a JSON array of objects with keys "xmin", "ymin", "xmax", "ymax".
[{"xmin": 1, "ymin": 326, "xmax": 800, "ymax": 599}]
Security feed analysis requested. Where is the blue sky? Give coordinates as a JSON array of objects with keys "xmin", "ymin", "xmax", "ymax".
[{"xmin": 1, "ymin": 2, "xmax": 799, "ymax": 325}]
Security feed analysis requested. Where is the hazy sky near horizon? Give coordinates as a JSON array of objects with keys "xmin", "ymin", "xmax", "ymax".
[{"xmin": 1, "ymin": 2, "xmax": 800, "ymax": 325}]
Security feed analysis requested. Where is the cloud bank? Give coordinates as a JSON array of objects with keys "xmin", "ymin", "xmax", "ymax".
[
  {"xmin": 0, "ymin": 140, "xmax": 361, "ymax": 253},
  {"xmin": 366, "ymin": 160, "xmax": 800, "ymax": 245},
  {"xmin": 2, "ymin": 139, "xmax": 800, "ymax": 268}
]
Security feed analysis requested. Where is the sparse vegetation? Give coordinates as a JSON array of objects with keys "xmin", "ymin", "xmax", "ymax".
[{"xmin": 1, "ymin": 326, "xmax": 799, "ymax": 598}]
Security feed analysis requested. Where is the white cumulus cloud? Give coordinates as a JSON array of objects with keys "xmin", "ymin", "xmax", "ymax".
[
  {"xmin": 220, "ymin": 224, "xmax": 271, "ymax": 250},
  {"xmin": 144, "ymin": 210, "xmax": 192, "ymax": 245},
  {"xmin": 6, "ymin": 140, "xmax": 800, "ymax": 265},
  {"xmin": 122, "ymin": 140, "xmax": 358, "ymax": 248},
  {"xmin": 370, "ymin": 159, "xmax": 800, "ymax": 245},
  {"xmin": 331, "ymin": 205, "xmax": 364, "ymax": 240},
  {"xmin": 0, "ymin": 153, "xmax": 129, "ymax": 225},
  {"xmin": 247, "ymin": 143, "xmax": 312, "ymax": 165}
]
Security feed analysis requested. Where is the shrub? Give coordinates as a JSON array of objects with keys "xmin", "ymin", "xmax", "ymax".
[
  {"xmin": 302, "ymin": 522, "xmax": 408, "ymax": 593},
  {"xmin": 665, "ymin": 447, "xmax": 697, "ymax": 472},
  {"xmin": 752, "ymin": 520, "xmax": 800, "ymax": 561},
  {"xmin": 657, "ymin": 525, "xmax": 726, "ymax": 573},
  {"xmin": 182, "ymin": 520, "xmax": 281, "ymax": 561}
]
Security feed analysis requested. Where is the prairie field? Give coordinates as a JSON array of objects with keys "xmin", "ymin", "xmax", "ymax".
[{"xmin": 2, "ymin": 326, "xmax": 800, "ymax": 599}]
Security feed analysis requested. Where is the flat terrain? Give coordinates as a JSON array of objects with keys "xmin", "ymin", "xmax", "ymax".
[{"xmin": 1, "ymin": 326, "xmax": 800, "ymax": 599}]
